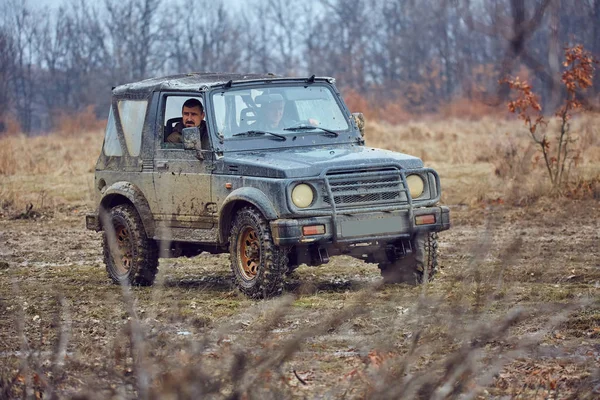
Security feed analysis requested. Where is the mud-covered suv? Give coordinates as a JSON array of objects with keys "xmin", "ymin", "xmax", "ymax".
[{"xmin": 86, "ymin": 73, "xmax": 450, "ymax": 298}]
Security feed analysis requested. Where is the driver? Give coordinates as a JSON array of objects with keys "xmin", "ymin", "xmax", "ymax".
[{"xmin": 166, "ymin": 98, "xmax": 208, "ymax": 144}]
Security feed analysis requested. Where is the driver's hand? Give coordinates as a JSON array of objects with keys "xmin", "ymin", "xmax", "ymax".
[
  {"xmin": 166, "ymin": 132, "xmax": 182, "ymax": 143},
  {"xmin": 308, "ymin": 118, "xmax": 319, "ymax": 126}
]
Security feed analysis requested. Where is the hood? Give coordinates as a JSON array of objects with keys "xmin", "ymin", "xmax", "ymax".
[{"xmin": 218, "ymin": 145, "xmax": 424, "ymax": 178}]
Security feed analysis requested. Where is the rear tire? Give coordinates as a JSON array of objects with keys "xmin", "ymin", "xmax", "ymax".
[
  {"xmin": 102, "ymin": 204, "xmax": 158, "ymax": 286},
  {"xmin": 379, "ymin": 232, "xmax": 438, "ymax": 284},
  {"xmin": 229, "ymin": 207, "xmax": 287, "ymax": 298}
]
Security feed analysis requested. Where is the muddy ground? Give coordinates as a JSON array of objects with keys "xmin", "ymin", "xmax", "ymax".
[{"xmin": 0, "ymin": 199, "xmax": 599, "ymax": 399}]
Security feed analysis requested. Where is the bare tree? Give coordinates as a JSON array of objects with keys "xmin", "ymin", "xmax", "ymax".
[
  {"xmin": 239, "ymin": 1, "xmax": 275, "ymax": 74},
  {"xmin": 458, "ymin": 0, "xmax": 553, "ymax": 103},
  {"xmin": 105, "ymin": 0, "xmax": 164, "ymax": 83},
  {"xmin": 164, "ymin": 0, "xmax": 244, "ymax": 74},
  {"xmin": 261, "ymin": 0, "xmax": 307, "ymax": 75},
  {"xmin": 36, "ymin": 5, "xmax": 71, "ymax": 114},
  {"xmin": 0, "ymin": 28, "xmax": 17, "ymax": 132},
  {"xmin": 589, "ymin": 0, "xmax": 600, "ymax": 94},
  {"xmin": 4, "ymin": 0, "xmax": 41, "ymax": 133},
  {"xmin": 2, "ymin": 0, "xmax": 600, "ymax": 133},
  {"xmin": 311, "ymin": 0, "xmax": 372, "ymax": 90}
]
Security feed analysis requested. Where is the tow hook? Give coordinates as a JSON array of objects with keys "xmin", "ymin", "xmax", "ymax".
[
  {"xmin": 386, "ymin": 241, "xmax": 412, "ymax": 261},
  {"xmin": 318, "ymin": 247, "xmax": 329, "ymax": 264}
]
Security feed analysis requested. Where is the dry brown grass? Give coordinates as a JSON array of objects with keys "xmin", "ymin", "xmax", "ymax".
[
  {"xmin": 365, "ymin": 113, "xmax": 600, "ymax": 167},
  {"xmin": 0, "ymin": 130, "xmax": 102, "ymax": 216},
  {"xmin": 0, "ymin": 130, "xmax": 102, "ymax": 176},
  {"xmin": 52, "ymin": 106, "xmax": 106, "ymax": 137},
  {"xmin": 365, "ymin": 113, "xmax": 600, "ymax": 205}
]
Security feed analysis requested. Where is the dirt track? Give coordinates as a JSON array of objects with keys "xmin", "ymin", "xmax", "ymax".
[{"xmin": 1, "ymin": 200, "xmax": 599, "ymax": 398}]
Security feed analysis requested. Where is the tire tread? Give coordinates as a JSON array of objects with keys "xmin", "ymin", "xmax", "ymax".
[
  {"xmin": 102, "ymin": 204, "xmax": 158, "ymax": 286},
  {"xmin": 229, "ymin": 207, "xmax": 287, "ymax": 298}
]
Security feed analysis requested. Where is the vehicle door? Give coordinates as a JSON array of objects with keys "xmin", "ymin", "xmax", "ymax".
[{"xmin": 152, "ymin": 93, "xmax": 216, "ymax": 238}]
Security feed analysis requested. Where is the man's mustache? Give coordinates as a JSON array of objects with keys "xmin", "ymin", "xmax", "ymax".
[{"xmin": 185, "ymin": 120, "xmax": 195, "ymax": 125}]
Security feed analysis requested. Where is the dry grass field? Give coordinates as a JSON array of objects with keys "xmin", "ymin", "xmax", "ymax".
[{"xmin": 0, "ymin": 115, "xmax": 599, "ymax": 399}]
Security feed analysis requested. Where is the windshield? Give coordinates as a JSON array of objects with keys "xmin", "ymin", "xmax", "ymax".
[{"xmin": 211, "ymin": 84, "xmax": 350, "ymax": 141}]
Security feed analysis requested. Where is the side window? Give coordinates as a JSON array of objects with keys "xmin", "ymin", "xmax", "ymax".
[
  {"xmin": 103, "ymin": 106, "xmax": 122, "ymax": 156},
  {"xmin": 118, "ymin": 100, "xmax": 147, "ymax": 157},
  {"xmin": 162, "ymin": 96, "xmax": 204, "ymax": 146}
]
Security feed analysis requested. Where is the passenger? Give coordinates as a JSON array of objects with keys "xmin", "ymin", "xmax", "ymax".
[
  {"xmin": 257, "ymin": 95, "xmax": 285, "ymax": 130},
  {"xmin": 254, "ymin": 94, "xmax": 318, "ymax": 130},
  {"xmin": 166, "ymin": 98, "xmax": 207, "ymax": 144}
]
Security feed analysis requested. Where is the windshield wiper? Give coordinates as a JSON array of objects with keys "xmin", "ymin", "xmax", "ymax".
[
  {"xmin": 284, "ymin": 125, "xmax": 339, "ymax": 137},
  {"xmin": 232, "ymin": 130, "xmax": 286, "ymax": 141}
]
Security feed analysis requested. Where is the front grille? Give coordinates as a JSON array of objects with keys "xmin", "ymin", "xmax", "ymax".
[{"xmin": 323, "ymin": 168, "xmax": 408, "ymax": 207}]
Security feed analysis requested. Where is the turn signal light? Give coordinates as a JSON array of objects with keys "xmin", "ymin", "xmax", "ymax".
[
  {"xmin": 302, "ymin": 225, "xmax": 326, "ymax": 235},
  {"xmin": 415, "ymin": 214, "xmax": 435, "ymax": 225}
]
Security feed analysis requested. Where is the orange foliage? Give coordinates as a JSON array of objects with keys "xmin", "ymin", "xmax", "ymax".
[
  {"xmin": 462, "ymin": 64, "xmax": 500, "ymax": 99},
  {"xmin": 344, "ymin": 88, "xmax": 504, "ymax": 124},
  {"xmin": 439, "ymin": 98, "xmax": 505, "ymax": 120},
  {"xmin": 52, "ymin": 105, "xmax": 106, "ymax": 136},
  {"xmin": 343, "ymin": 88, "xmax": 376, "ymax": 120},
  {"xmin": 378, "ymin": 101, "xmax": 412, "ymax": 124},
  {"xmin": 504, "ymin": 45, "xmax": 598, "ymax": 189},
  {"xmin": 344, "ymin": 89, "xmax": 412, "ymax": 125},
  {"xmin": 343, "ymin": 47, "xmax": 598, "ymax": 128},
  {"xmin": 342, "ymin": 59, "xmax": 508, "ymax": 123},
  {"xmin": 402, "ymin": 59, "xmax": 445, "ymax": 114}
]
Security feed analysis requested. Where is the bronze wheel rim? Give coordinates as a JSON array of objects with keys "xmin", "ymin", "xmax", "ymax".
[
  {"xmin": 238, "ymin": 226, "xmax": 260, "ymax": 280},
  {"xmin": 115, "ymin": 225, "xmax": 133, "ymax": 275}
]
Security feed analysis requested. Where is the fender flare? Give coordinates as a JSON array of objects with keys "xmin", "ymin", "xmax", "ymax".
[
  {"xmin": 218, "ymin": 187, "xmax": 279, "ymax": 244},
  {"xmin": 100, "ymin": 181, "xmax": 156, "ymax": 238}
]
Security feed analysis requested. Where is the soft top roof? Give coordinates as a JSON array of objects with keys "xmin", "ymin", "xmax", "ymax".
[{"xmin": 112, "ymin": 72, "xmax": 334, "ymax": 95}]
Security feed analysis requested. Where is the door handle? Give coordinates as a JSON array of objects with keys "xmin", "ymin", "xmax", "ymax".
[{"xmin": 156, "ymin": 161, "xmax": 168, "ymax": 170}]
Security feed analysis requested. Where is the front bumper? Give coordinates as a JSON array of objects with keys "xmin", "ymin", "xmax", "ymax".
[{"xmin": 270, "ymin": 206, "xmax": 450, "ymax": 246}]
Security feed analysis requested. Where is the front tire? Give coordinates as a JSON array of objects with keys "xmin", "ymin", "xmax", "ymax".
[
  {"xmin": 229, "ymin": 207, "xmax": 287, "ymax": 298},
  {"xmin": 102, "ymin": 204, "xmax": 158, "ymax": 286},
  {"xmin": 379, "ymin": 232, "xmax": 438, "ymax": 284}
]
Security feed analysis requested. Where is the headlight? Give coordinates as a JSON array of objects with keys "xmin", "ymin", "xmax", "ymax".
[
  {"xmin": 406, "ymin": 174, "xmax": 425, "ymax": 199},
  {"xmin": 291, "ymin": 183, "xmax": 314, "ymax": 208}
]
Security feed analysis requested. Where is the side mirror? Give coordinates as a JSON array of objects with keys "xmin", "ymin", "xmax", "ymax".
[
  {"xmin": 182, "ymin": 127, "xmax": 205, "ymax": 160},
  {"xmin": 352, "ymin": 112, "xmax": 365, "ymax": 137},
  {"xmin": 183, "ymin": 127, "xmax": 201, "ymax": 150}
]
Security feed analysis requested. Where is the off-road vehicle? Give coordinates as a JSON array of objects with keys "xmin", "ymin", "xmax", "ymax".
[{"xmin": 86, "ymin": 73, "xmax": 450, "ymax": 298}]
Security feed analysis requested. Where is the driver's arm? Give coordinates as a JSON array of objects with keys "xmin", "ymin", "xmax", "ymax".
[{"xmin": 166, "ymin": 122, "xmax": 183, "ymax": 143}]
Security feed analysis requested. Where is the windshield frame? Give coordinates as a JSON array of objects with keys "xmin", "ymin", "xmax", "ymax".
[{"xmin": 207, "ymin": 82, "xmax": 361, "ymax": 153}]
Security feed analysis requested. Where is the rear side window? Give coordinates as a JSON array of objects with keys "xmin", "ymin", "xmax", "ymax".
[
  {"xmin": 103, "ymin": 107, "xmax": 122, "ymax": 156},
  {"xmin": 118, "ymin": 100, "xmax": 147, "ymax": 156}
]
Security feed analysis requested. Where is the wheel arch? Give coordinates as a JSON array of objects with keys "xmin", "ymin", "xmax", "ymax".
[
  {"xmin": 218, "ymin": 187, "xmax": 278, "ymax": 244},
  {"xmin": 100, "ymin": 182, "xmax": 156, "ymax": 238}
]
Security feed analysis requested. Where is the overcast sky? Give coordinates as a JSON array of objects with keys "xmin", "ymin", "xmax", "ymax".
[{"xmin": 36, "ymin": 0, "xmax": 240, "ymax": 9}]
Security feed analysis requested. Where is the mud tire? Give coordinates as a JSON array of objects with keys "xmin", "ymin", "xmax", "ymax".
[
  {"xmin": 229, "ymin": 207, "xmax": 287, "ymax": 299},
  {"xmin": 379, "ymin": 232, "xmax": 438, "ymax": 284},
  {"xmin": 102, "ymin": 204, "xmax": 158, "ymax": 286}
]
